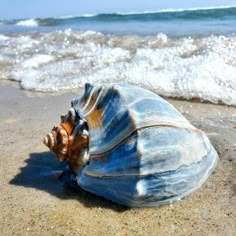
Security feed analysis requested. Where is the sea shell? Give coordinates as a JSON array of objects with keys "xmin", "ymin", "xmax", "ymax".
[{"xmin": 44, "ymin": 83, "xmax": 218, "ymax": 207}]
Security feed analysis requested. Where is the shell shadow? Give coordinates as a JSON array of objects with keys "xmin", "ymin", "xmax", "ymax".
[{"xmin": 9, "ymin": 151, "xmax": 128, "ymax": 212}]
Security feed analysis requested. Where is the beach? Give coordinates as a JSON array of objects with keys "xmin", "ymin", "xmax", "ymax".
[
  {"xmin": 0, "ymin": 84, "xmax": 235, "ymax": 236},
  {"xmin": 0, "ymin": 6, "xmax": 236, "ymax": 235},
  {"xmin": 0, "ymin": 7, "xmax": 236, "ymax": 106}
]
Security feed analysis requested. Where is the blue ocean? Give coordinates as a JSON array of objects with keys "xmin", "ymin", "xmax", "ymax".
[{"xmin": 0, "ymin": 6, "xmax": 236, "ymax": 105}]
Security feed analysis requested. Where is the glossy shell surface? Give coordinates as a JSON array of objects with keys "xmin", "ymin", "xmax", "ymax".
[
  {"xmin": 45, "ymin": 83, "xmax": 218, "ymax": 207},
  {"xmin": 72, "ymin": 84, "xmax": 218, "ymax": 207}
]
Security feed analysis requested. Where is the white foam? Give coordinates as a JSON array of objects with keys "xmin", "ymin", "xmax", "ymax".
[
  {"xmin": 55, "ymin": 14, "xmax": 97, "ymax": 19},
  {"xmin": 16, "ymin": 19, "xmax": 38, "ymax": 27},
  {"xmin": 156, "ymin": 33, "xmax": 168, "ymax": 43},
  {"xmin": 22, "ymin": 54, "xmax": 54, "ymax": 68},
  {"xmin": 0, "ymin": 34, "xmax": 9, "ymax": 41},
  {"xmin": 2, "ymin": 31, "xmax": 236, "ymax": 105}
]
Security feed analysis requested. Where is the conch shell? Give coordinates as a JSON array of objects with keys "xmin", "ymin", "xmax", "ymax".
[{"xmin": 43, "ymin": 83, "xmax": 218, "ymax": 207}]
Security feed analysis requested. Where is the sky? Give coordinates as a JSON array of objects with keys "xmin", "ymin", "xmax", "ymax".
[{"xmin": 1, "ymin": 0, "xmax": 236, "ymax": 19}]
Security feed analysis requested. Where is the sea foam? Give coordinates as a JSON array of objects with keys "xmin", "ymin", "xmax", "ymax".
[
  {"xmin": 0, "ymin": 34, "xmax": 9, "ymax": 40},
  {"xmin": 23, "ymin": 54, "xmax": 54, "ymax": 68},
  {"xmin": 16, "ymin": 19, "xmax": 38, "ymax": 27},
  {"xmin": 1, "ymin": 31, "xmax": 236, "ymax": 105}
]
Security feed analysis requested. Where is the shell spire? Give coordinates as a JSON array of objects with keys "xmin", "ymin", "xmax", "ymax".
[{"xmin": 43, "ymin": 107, "xmax": 89, "ymax": 173}]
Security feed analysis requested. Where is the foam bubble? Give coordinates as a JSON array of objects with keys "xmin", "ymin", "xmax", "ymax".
[{"xmin": 156, "ymin": 33, "xmax": 168, "ymax": 43}]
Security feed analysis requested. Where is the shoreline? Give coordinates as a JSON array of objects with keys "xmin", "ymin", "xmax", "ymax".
[
  {"xmin": 1, "ymin": 79, "xmax": 235, "ymax": 107},
  {"xmin": 0, "ymin": 84, "xmax": 235, "ymax": 235}
]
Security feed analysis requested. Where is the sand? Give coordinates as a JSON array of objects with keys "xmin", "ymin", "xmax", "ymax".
[{"xmin": 0, "ymin": 84, "xmax": 235, "ymax": 236}]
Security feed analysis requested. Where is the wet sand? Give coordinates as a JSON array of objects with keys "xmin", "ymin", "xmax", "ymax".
[{"xmin": 0, "ymin": 85, "xmax": 235, "ymax": 236}]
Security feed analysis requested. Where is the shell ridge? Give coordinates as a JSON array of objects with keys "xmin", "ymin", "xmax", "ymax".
[
  {"xmin": 79, "ymin": 86, "xmax": 96, "ymax": 113},
  {"xmin": 71, "ymin": 83, "xmax": 94, "ymax": 112},
  {"xmin": 89, "ymin": 123, "xmax": 197, "ymax": 155},
  {"xmin": 83, "ymin": 125, "xmax": 216, "ymax": 179},
  {"xmin": 78, "ymin": 147, "xmax": 218, "ymax": 207},
  {"xmin": 83, "ymin": 86, "xmax": 104, "ymax": 116},
  {"xmin": 84, "ymin": 146, "xmax": 215, "ymax": 178},
  {"xmin": 132, "ymin": 148, "xmax": 218, "ymax": 207},
  {"xmin": 83, "ymin": 84, "xmax": 194, "ymax": 155}
]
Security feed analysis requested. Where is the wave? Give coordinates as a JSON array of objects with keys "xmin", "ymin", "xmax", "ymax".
[
  {"xmin": 16, "ymin": 19, "xmax": 39, "ymax": 27},
  {"xmin": 115, "ymin": 5, "xmax": 236, "ymax": 15},
  {"xmin": 55, "ymin": 5, "xmax": 236, "ymax": 19},
  {"xmin": 93, "ymin": 6, "xmax": 236, "ymax": 21},
  {"xmin": 2, "ymin": 5, "xmax": 235, "ymax": 28},
  {"xmin": 55, "ymin": 14, "xmax": 97, "ymax": 19},
  {"xmin": 0, "ymin": 31, "xmax": 235, "ymax": 105}
]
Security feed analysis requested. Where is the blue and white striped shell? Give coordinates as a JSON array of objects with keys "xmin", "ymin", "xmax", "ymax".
[{"xmin": 44, "ymin": 83, "xmax": 218, "ymax": 207}]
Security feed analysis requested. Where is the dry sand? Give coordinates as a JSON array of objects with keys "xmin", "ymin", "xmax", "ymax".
[{"xmin": 0, "ymin": 85, "xmax": 235, "ymax": 236}]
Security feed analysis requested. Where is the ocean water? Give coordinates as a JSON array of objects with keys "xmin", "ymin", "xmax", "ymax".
[{"xmin": 0, "ymin": 6, "xmax": 236, "ymax": 105}]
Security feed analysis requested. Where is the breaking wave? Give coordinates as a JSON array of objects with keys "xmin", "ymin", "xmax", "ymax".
[
  {"xmin": 0, "ymin": 30, "xmax": 235, "ymax": 105},
  {"xmin": 16, "ymin": 19, "xmax": 39, "ymax": 27},
  {"xmin": 0, "ymin": 5, "xmax": 235, "ymax": 28}
]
